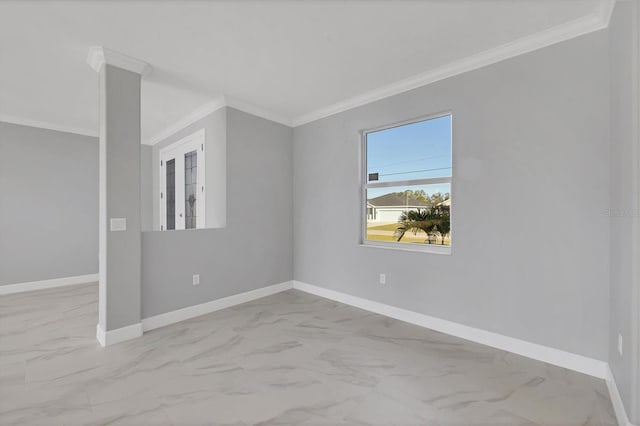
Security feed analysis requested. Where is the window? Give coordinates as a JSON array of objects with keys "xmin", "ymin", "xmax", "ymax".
[
  {"xmin": 160, "ymin": 129, "xmax": 206, "ymax": 230},
  {"xmin": 363, "ymin": 113, "xmax": 452, "ymax": 253}
]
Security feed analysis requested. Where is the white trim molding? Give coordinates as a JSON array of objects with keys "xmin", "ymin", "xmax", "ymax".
[
  {"xmin": 107, "ymin": 276, "xmax": 628, "ymax": 423},
  {"xmin": 145, "ymin": 2, "xmax": 615, "ymax": 137},
  {"xmin": 158, "ymin": 128, "xmax": 207, "ymax": 230},
  {"xmin": 292, "ymin": 281, "xmax": 608, "ymax": 379},
  {"xmin": 606, "ymin": 365, "xmax": 636, "ymax": 426},
  {"xmin": 87, "ymin": 46, "xmax": 152, "ymax": 77},
  {"xmin": 0, "ymin": 274, "xmax": 98, "ymax": 296},
  {"xmin": 143, "ymin": 95, "xmax": 292, "ymax": 146},
  {"xmin": 147, "ymin": 1, "xmax": 615, "ymax": 131},
  {"xmin": 598, "ymin": 0, "xmax": 617, "ymax": 28},
  {"xmin": 9, "ymin": 4, "xmax": 618, "ymax": 142},
  {"xmin": 291, "ymin": 5, "xmax": 614, "ymax": 127},
  {"xmin": 144, "ymin": 97, "xmax": 226, "ymax": 146},
  {"xmin": 96, "ymin": 323, "xmax": 143, "ymax": 347},
  {"xmin": 225, "ymin": 96, "xmax": 293, "ymax": 128},
  {"xmin": 0, "ymin": 114, "xmax": 98, "ymax": 138},
  {"xmin": 141, "ymin": 281, "xmax": 294, "ymax": 331}
]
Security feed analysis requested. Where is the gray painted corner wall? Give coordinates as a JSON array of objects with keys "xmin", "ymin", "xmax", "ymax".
[
  {"xmin": 141, "ymin": 145, "xmax": 153, "ymax": 232},
  {"xmin": 100, "ymin": 65, "xmax": 142, "ymax": 331},
  {"xmin": 293, "ymin": 30, "xmax": 611, "ymax": 360},
  {"xmin": 149, "ymin": 107, "xmax": 226, "ymax": 231},
  {"xmin": 608, "ymin": 1, "xmax": 639, "ymax": 422},
  {"xmin": 0, "ymin": 122, "xmax": 98, "ymax": 285},
  {"xmin": 142, "ymin": 107, "xmax": 293, "ymax": 318},
  {"xmin": 1, "ymin": 12, "xmax": 635, "ymax": 416}
]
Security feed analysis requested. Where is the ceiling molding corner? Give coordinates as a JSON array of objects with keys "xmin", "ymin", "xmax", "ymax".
[
  {"xmin": 144, "ymin": 95, "xmax": 294, "ymax": 145},
  {"xmin": 143, "ymin": 97, "xmax": 227, "ymax": 145},
  {"xmin": 86, "ymin": 46, "xmax": 152, "ymax": 78},
  {"xmin": 224, "ymin": 96, "xmax": 293, "ymax": 127},
  {"xmin": 0, "ymin": 114, "xmax": 99, "ymax": 138},
  {"xmin": 597, "ymin": 0, "xmax": 616, "ymax": 27},
  {"xmin": 291, "ymin": 6, "xmax": 612, "ymax": 127}
]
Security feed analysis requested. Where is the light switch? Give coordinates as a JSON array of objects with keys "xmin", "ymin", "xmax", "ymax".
[{"xmin": 110, "ymin": 218, "xmax": 127, "ymax": 231}]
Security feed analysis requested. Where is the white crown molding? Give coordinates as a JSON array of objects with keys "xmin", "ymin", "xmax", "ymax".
[
  {"xmin": 0, "ymin": 114, "xmax": 98, "ymax": 138},
  {"xmin": 8, "ymin": 3, "xmax": 617, "ymax": 140},
  {"xmin": 96, "ymin": 323, "xmax": 143, "ymax": 347},
  {"xmin": 144, "ymin": 97, "xmax": 226, "ymax": 145},
  {"xmin": 0, "ymin": 274, "xmax": 98, "ymax": 295},
  {"xmin": 86, "ymin": 46, "xmax": 152, "ymax": 77},
  {"xmin": 597, "ymin": 0, "xmax": 616, "ymax": 28},
  {"xmin": 225, "ymin": 96, "xmax": 293, "ymax": 127},
  {"xmin": 141, "ymin": 281, "xmax": 293, "ymax": 331},
  {"xmin": 292, "ymin": 281, "xmax": 608, "ymax": 379},
  {"xmin": 291, "ymin": 7, "xmax": 613, "ymax": 127},
  {"xmin": 143, "ymin": 95, "xmax": 292, "ymax": 146}
]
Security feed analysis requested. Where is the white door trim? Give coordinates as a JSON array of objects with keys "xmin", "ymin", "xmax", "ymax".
[{"xmin": 159, "ymin": 129, "xmax": 206, "ymax": 230}]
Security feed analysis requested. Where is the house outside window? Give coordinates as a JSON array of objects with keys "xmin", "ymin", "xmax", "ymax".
[{"xmin": 362, "ymin": 113, "xmax": 452, "ymax": 253}]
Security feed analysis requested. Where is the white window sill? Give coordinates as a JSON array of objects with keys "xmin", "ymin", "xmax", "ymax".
[{"xmin": 361, "ymin": 240, "xmax": 452, "ymax": 255}]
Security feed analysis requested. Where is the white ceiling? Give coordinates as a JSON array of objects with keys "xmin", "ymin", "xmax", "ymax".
[{"xmin": 0, "ymin": 0, "xmax": 608, "ymax": 142}]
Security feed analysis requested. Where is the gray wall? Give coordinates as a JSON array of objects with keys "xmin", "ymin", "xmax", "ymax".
[
  {"xmin": 293, "ymin": 30, "xmax": 611, "ymax": 360},
  {"xmin": 141, "ymin": 145, "xmax": 153, "ymax": 232},
  {"xmin": 99, "ymin": 65, "xmax": 142, "ymax": 331},
  {"xmin": 142, "ymin": 107, "xmax": 293, "ymax": 318},
  {"xmin": 608, "ymin": 1, "xmax": 639, "ymax": 422},
  {"xmin": 0, "ymin": 122, "xmax": 98, "ymax": 285}
]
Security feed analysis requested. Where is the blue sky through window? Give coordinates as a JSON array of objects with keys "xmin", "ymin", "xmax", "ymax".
[{"xmin": 367, "ymin": 114, "xmax": 451, "ymax": 199}]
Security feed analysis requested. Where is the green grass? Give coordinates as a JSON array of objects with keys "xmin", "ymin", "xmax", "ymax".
[
  {"xmin": 366, "ymin": 222, "xmax": 450, "ymax": 245},
  {"xmin": 367, "ymin": 223, "xmax": 401, "ymax": 232}
]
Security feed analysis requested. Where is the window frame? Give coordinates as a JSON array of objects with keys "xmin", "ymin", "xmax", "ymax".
[
  {"xmin": 159, "ymin": 129, "xmax": 206, "ymax": 231},
  {"xmin": 360, "ymin": 111, "xmax": 453, "ymax": 255}
]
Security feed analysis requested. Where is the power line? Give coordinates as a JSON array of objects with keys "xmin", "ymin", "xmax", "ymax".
[
  {"xmin": 379, "ymin": 167, "xmax": 452, "ymax": 177},
  {"xmin": 370, "ymin": 154, "xmax": 448, "ymax": 170}
]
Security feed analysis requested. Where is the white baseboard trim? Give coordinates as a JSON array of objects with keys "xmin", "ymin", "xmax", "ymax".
[
  {"xmin": 96, "ymin": 323, "xmax": 143, "ymax": 347},
  {"xmin": 96, "ymin": 324, "xmax": 106, "ymax": 347},
  {"xmin": 606, "ymin": 365, "xmax": 635, "ymax": 426},
  {"xmin": 292, "ymin": 281, "xmax": 608, "ymax": 380},
  {"xmin": 141, "ymin": 280, "xmax": 294, "ymax": 332},
  {"xmin": 0, "ymin": 273, "xmax": 98, "ymax": 295}
]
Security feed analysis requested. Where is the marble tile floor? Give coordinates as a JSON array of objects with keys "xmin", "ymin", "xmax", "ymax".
[{"xmin": 0, "ymin": 283, "xmax": 617, "ymax": 425}]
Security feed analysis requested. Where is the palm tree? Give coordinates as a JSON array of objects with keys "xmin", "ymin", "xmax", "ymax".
[
  {"xmin": 394, "ymin": 205, "xmax": 450, "ymax": 244},
  {"xmin": 432, "ymin": 205, "xmax": 450, "ymax": 244},
  {"xmin": 394, "ymin": 208, "xmax": 439, "ymax": 243}
]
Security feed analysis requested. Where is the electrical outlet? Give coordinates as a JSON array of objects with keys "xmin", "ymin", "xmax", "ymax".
[
  {"xmin": 110, "ymin": 218, "xmax": 126, "ymax": 231},
  {"xmin": 618, "ymin": 333, "xmax": 623, "ymax": 356},
  {"xmin": 192, "ymin": 274, "xmax": 200, "ymax": 286},
  {"xmin": 379, "ymin": 273, "xmax": 386, "ymax": 284}
]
